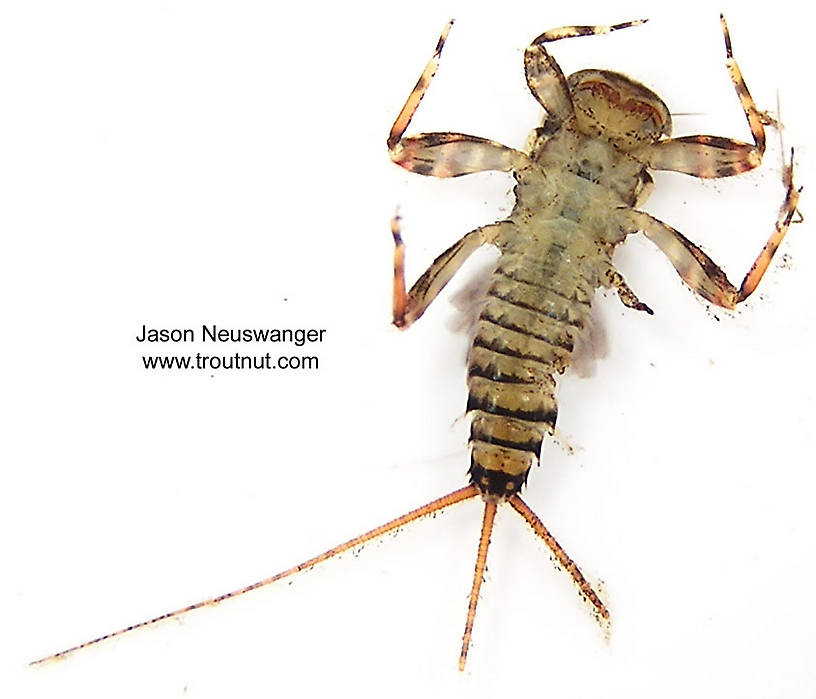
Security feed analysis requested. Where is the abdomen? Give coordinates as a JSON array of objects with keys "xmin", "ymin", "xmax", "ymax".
[{"xmin": 466, "ymin": 237, "xmax": 598, "ymax": 498}]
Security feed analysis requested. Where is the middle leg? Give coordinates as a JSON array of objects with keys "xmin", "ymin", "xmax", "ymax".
[{"xmin": 617, "ymin": 154, "xmax": 800, "ymax": 307}]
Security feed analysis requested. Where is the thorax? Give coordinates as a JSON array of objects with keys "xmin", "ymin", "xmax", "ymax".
[{"xmin": 516, "ymin": 123, "xmax": 652, "ymax": 237}]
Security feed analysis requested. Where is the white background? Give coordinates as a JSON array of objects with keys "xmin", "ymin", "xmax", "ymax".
[{"xmin": 3, "ymin": 1, "xmax": 814, "ymax": 698}]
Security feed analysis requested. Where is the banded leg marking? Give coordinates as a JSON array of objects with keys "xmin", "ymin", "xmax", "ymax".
[
  {"xmin": 391, "ymin": 219, "xmax": 510, "ymax": 328},
  {"xmin": 620, "ymin": 152, "xmax": 800, "ymax": 307},
  {"xmin": 525, "ymin": 19, "xmax": 647, "ymax": 128},
  {"xmin": 644, "ymin": 15, "xmax": 766, "ymax": 178},
  {"xmin": 388, "ymin": 21, "xmax": 527, "ymax": 177},
  {"xmin": 387, "ymin": 20, "xmax": 453, "ymax": 151}
]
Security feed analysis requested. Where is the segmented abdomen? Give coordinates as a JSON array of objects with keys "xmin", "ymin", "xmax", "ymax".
[{"xmin": 467, "ymin": 230, "xmax": 600, "ymax": 497}]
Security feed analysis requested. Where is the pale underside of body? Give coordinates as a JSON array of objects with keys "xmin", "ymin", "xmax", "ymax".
[{"xmin": 386, "ymin": 15, "xmax": 798, "ymax": 668}]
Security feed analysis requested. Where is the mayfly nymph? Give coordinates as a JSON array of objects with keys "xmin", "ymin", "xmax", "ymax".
[{"xmin": 33, "ymin": 16, "xmax": 799, "ymax": 671}]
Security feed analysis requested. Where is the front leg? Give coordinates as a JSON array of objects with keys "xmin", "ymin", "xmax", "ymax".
[
  {"xmin": 524, "ymin": 19, "xmax": 646, "ymax": 128},
  {"xmin": 388, "ymin": 21, "xmax": 528, "ymax": 178},
  {"xmin": 642, "ymin": 15, "xmax": 766, "ymax": 178}
]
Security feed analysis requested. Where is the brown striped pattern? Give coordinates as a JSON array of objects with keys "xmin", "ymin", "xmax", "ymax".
[
  {"xmin": 387, "ymin": 20, "xmax": 453, "ymax": 151},
  {"xmin": 530, "ymin": 19, "xmax": 647, "ymax": 45},
  {"xmin": 524, "ymin": 44, "xmax": 573, "ymax": 124},
  {"xmin": 467, "ymin": 241, "xmax": 598, "ymax": 496},
  {"xmin": 391, "ymin": 133, "xmax": 526, "ymax": 178},
  {"xmin": 642, "ymin": 14, "xmax": 765, "ymax": 179}
]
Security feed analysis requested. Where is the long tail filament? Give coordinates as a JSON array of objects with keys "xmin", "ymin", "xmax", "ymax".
[
  {"xmin": 509, "ymin": 495, "xmax": 609, "ymax": 624},
  {"xmin": 458, "ymin": 499, "xmax": 497, "ymax": 670},
  {"xmin": 31, "ymin": 484, "xmax": 480, "ymax": 665},
  {"xmin": 33, "ymin": 485, "xmax": 608, "ymax": 669}
]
